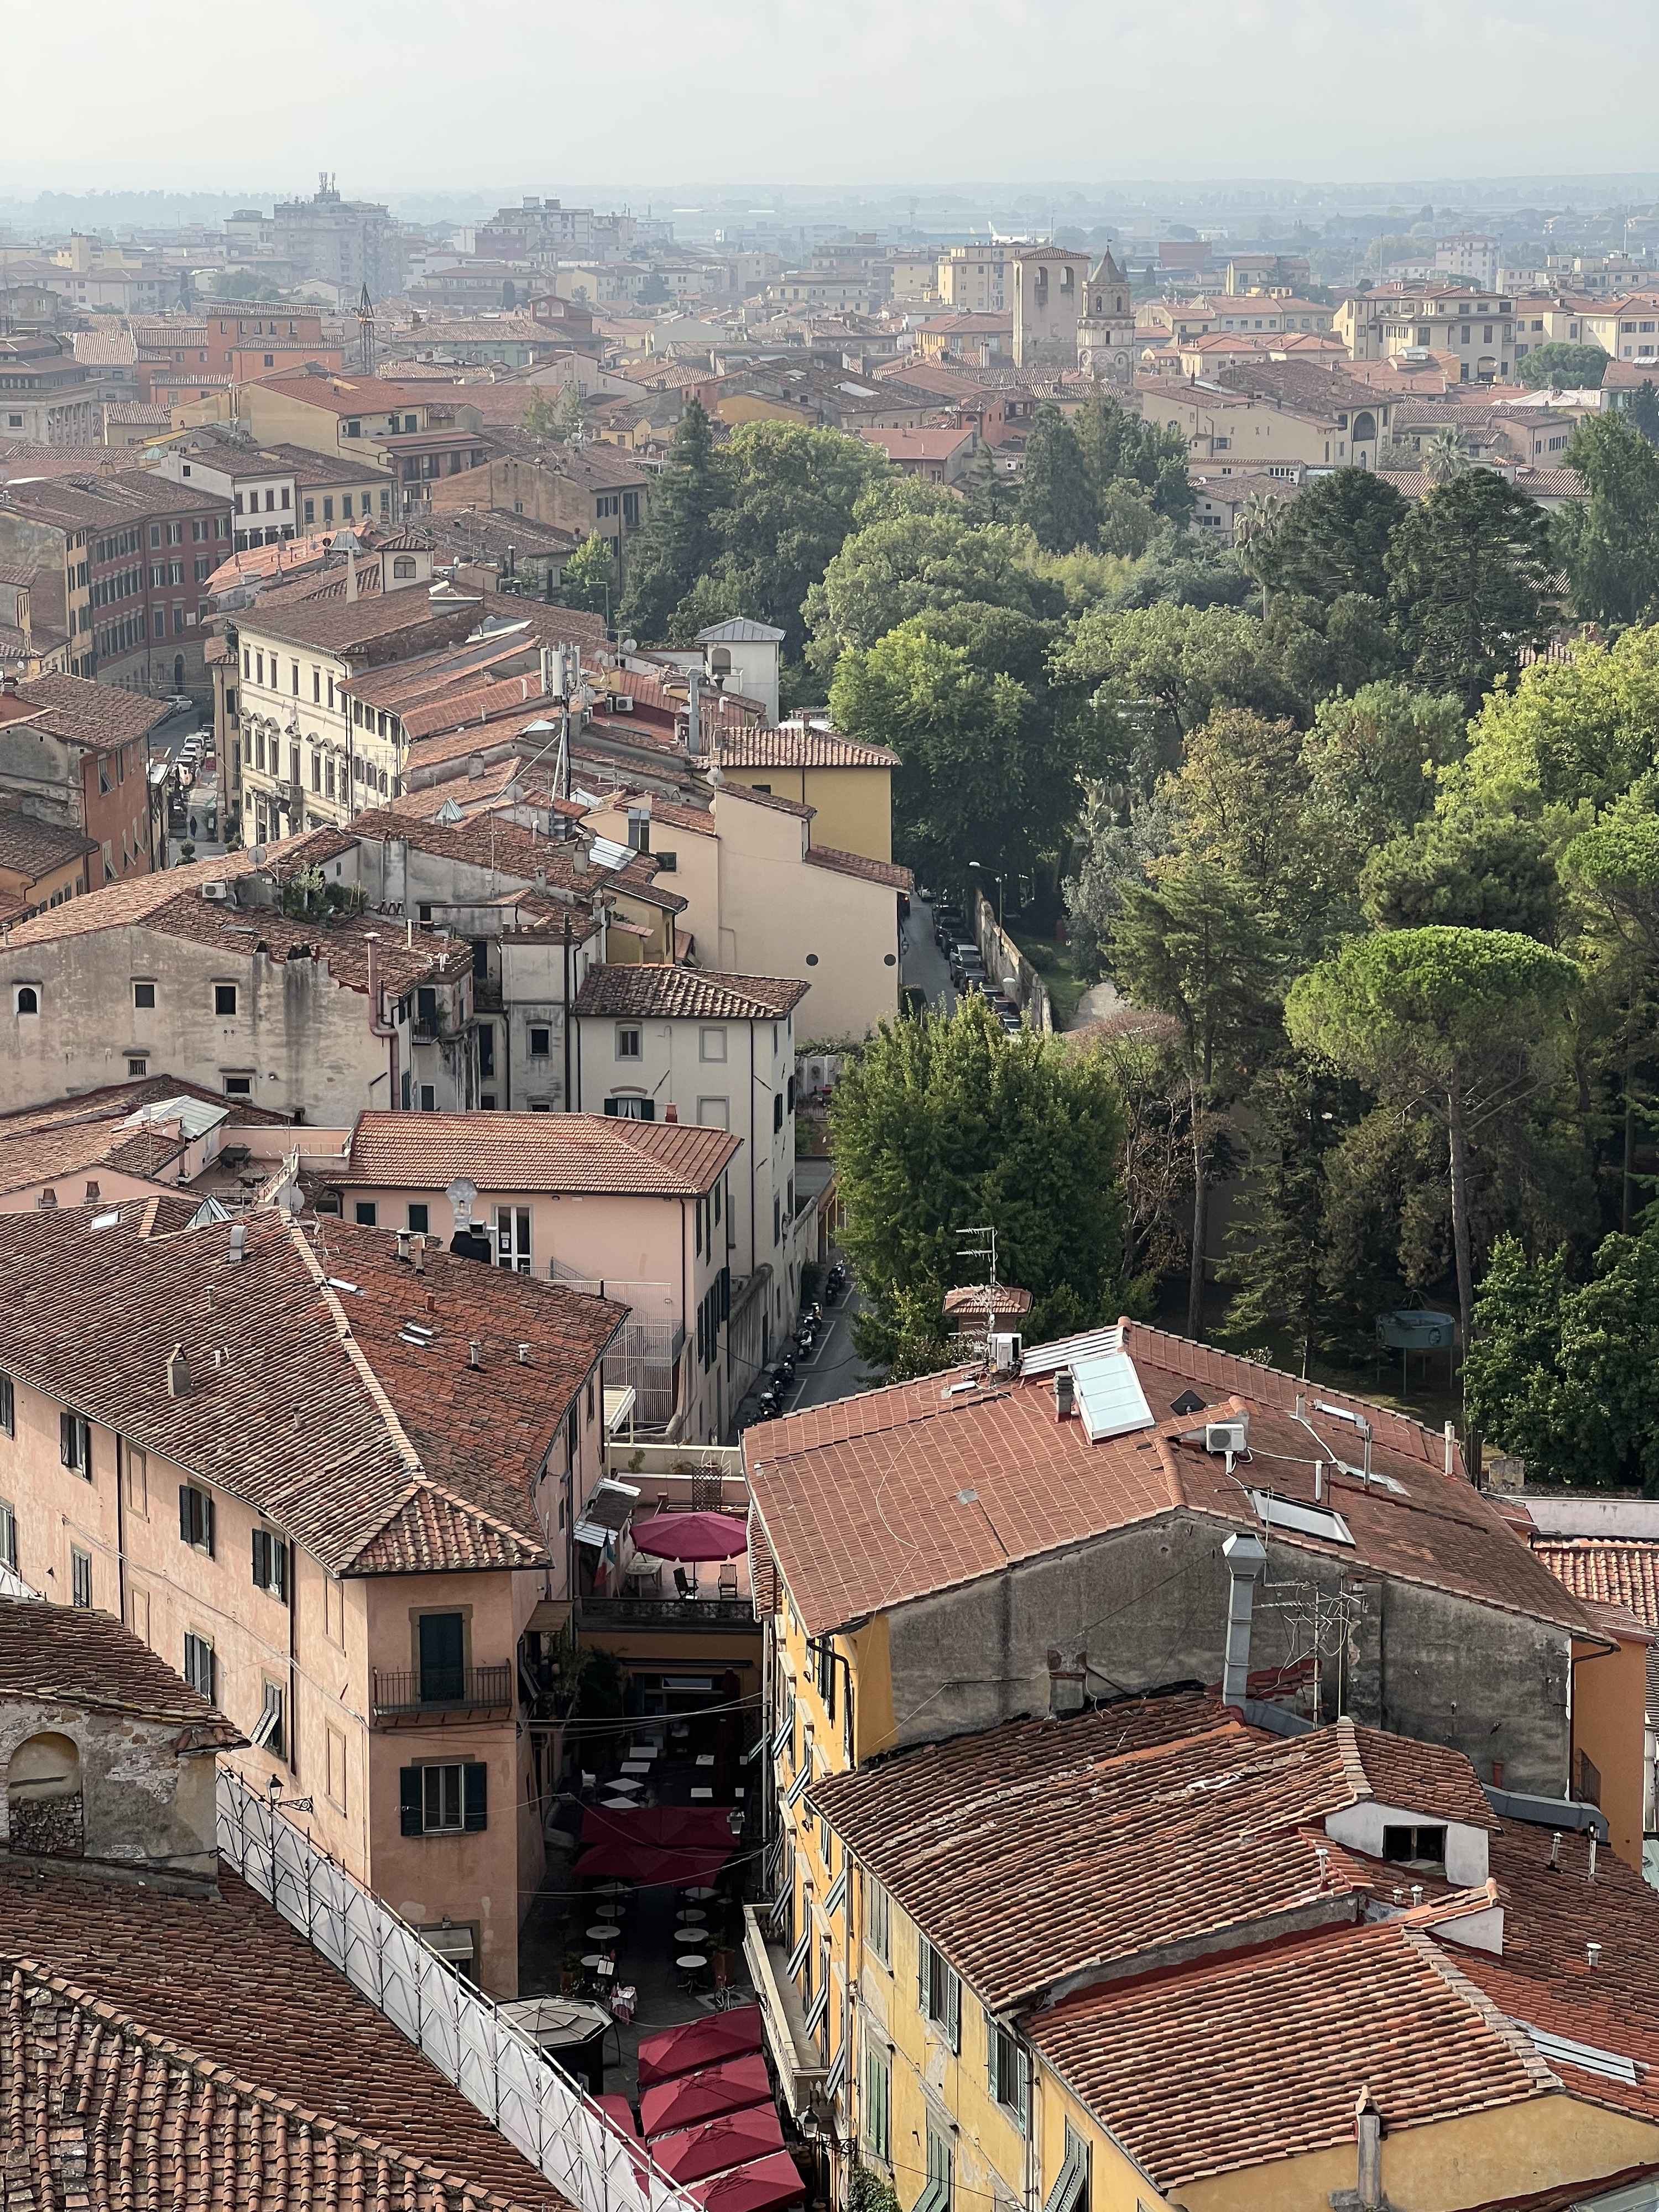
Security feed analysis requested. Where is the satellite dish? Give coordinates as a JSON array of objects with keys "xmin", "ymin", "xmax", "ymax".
[{"xmin": 620, "ymin": 637, "xmax": 638, "ymax": 655}]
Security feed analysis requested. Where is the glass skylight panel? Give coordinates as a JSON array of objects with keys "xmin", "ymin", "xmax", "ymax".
[
  {"xmin": 1246, "ymin": 1490, "xmax": 1355, "ymax": 1546},
  {"xmin": 1071, "ymin": 1349, "xmax": 1154, "ymax": 1441}
]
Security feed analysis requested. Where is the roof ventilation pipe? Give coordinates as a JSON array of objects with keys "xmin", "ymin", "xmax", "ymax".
[
  {"xmin": 1354, "ymin": 2088, "xmax": 1383, "ymax": 2212},
  {"xmin": 1220, "ymin": 1530, "xmax": 1267, "ymax": 1708}
]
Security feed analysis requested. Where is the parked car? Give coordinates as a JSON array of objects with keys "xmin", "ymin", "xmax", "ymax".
[{"xmin": 164, "ymin": 694, "xmax": 193, "ymax": 713}]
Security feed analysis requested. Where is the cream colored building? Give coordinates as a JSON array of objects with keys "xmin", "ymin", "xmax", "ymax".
[
  {"xmin": 710, "ymin": 722, "xmax": 898, "ymax": 865},
  {"xmin": 1137, "ymin": 372, "xmax": 1391, "ymax": 472},
  {"xmin": 1337, "ymin": 283, "xmax": 1520, "ymax": 382},
  {"xmin": 938, "ymin": 248, "xmax": 1008, "ymax": 312},
  {"xmin": 587, "ymin": 778, "xmax": 910, "ymax": 1045}
]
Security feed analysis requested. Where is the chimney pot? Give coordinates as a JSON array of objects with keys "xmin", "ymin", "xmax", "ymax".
[
  {"xmin": 426, "ymin": 1291, "xmax": 436, "ymax": 1312},
  {"xmin": 468, "ymin": 1339, "xmax": 481, "ymax": 1369},
  {"xmin": 664, "ymin": 1102, "xmax": 678, "ymax": 1123},
  {"xmin": 1588, "ymin": 1835, "xmax": 1599, "ymax": 1883},
  {"xmin": 166, "ymin": 1344, "xmax": 191, "ymax": 1398},
  {"xmin": 1549, "ymin": 1830, "xmax": 1563, "ymax": 1870},
  {"xmin": 1053, "ymin": 1370, "xmax": 1074, "ymax": 1421},
  {"xmin": 1410, "ymin": 1884, "xmax": 1423, "ymax": 1907},
  {"xmin": 395, "ymin": 1229, "xmax": 410, "ymax": 1262},
  {"xmin": 1587, "ymin": 1940, "xmax": 1603, "ymax": 1968},
  {"xmin": 518, "ymin": 1342, "xmax": 530, "ymax": 1363},
  {"xmin": 414, "ymin": 1239, "xmax": 426, "ymax": 1274}
]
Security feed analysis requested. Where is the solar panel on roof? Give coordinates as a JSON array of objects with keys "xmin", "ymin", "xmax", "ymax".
[
  {"xmin": 588, "ymin": 836, "xmax": 633, "ymax": 872},
  {"xmin": 1071, "ymin": 1348, "xmax": 1154, "ymax": 1441}
]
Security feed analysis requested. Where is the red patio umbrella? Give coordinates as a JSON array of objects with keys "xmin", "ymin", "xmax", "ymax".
[
  {"xmin": 636, "ymin": 2005, "xmax": 764, "ymax": 2089},
  {"xmin": 686, "ymin": 2152, "xmax": 806, "ymax": 2212},
  {"xmin": 630, "ymin": 1511, "xmax": 749, "ymax": 1563},
  {"xmin": 641, "ymin": 2053, "xmax": 771, "ymax": 2140},
  {"xmin": 653, "ymin": 2105, "xmax": 784, "ymax": 2184}
]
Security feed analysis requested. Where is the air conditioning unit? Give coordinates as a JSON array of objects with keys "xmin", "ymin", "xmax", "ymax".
[
  {"xmin": 1205, "ymin": 1418, "xmax": 1248, "ymax": 1457},
  {"xmin": 200, "ymin": 881, "xmax": 231, "ymax": 903},
  {"xmin": 609, "ymin": 692, "xmax": 634, "ymax": 712},
  {"xmin": 989, "ymin": 1332, "xmax": 1022, "ymax": 1374}
]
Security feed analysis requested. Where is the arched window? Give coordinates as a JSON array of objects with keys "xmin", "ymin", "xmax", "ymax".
[
  {"xmin": 709, "ymin": 646, "xmax": 732, "ymax": 675},
  {"xmin": 1353, "ymin": 411, "xmax": 1378, "ymax": 442},
  {"xmin": 14, "ymin": 985, "xmax": 38, "ymax": 1016},
  {"xmin": 7, "ymin": 1731, "xmax": 83, "ymax": 1856}
]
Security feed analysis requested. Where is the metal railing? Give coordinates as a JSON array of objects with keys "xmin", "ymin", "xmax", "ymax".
[
  {"xmin": 216, "ymin": 1767, "xmax": 701, "ymax": 2212},
  {"xmin": 578, "ymin": 1595, "xmax": 755, "ymax": 1630},
  {"xmin": 371, "ymin": 1664, "xmax": 514, "ymax": 1718}
]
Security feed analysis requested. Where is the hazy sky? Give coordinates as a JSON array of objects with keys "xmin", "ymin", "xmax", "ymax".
[{"xmin": 8, "ymin": 0, "xmax": 1659, "ymax": 193}]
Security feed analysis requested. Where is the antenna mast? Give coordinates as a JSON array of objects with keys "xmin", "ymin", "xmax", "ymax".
[{"xmin": 957, "ymin": 1223, "xmax": 999, "ymax": 1370}]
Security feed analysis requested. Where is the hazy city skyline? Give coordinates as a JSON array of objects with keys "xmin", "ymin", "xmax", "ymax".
[{"xmin": 10, "ymin": 0, "xmax": 1659, "ymax": 193}]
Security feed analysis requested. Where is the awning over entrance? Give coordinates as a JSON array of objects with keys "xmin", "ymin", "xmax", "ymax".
[{"xmin": 740, "ymin": 1906, "xmax": 828, "ymax": 2122}]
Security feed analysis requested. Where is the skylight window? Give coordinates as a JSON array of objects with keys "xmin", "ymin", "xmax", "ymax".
[
  {"xmin": 1071, "ymin": 1349, "xmax": 1154, "ymax": 1441},
  {"xmin": 1521, "ymin": 2025, "xmax": 1641, "ymax": 2086},
  {"xmin": 1246, "ymin": 1489, "xmax": 1355, "ymax": 1546}
]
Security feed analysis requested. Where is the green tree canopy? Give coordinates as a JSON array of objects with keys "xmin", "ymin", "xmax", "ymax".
[
  {"xmin": 1515, "ymin": 341, "xmax": 1610, "ymax": 390},
  {"xmin": 1556, "ymin": 410, "xmax": 1659, "ymax": 629},
  {"xmin": 1017, "ymin": 403, "xmax": 1098, "ymax": 554},
  {"xmin": 1286, "ymin": 926, "xmax": 1579, "ymax": 1350},
  {"xmin": 523, "ymin": 382, "xmax": 587, "ymax": 442},
  {"xmin": 1452, "ymin": 625, "xmax": 1659, "ymax": 815},
  {"xmin": 829, "ymin": 995, "xmax": 1128, "ymax": 1368},
  {"xmin": 802, "ymin": 509, "xmax": 1058, "ymax": 679},
  {"xmin": 1057, "ymin": 600, "xmax": 1293, "ymax": 754},
  {"xmin": 558, "ymin": 531, "xmax": 614, "ymax": 620},
  {"xmin": 618, "ymin": 398, "xmax": 719, "ymax": 644},
  {"xmin": 1269, "ymin": 469, "xmax": 1407, "ymax": 606},
  {"xmin": 829, "ymin": 603, "xmax": 1091, "ymax": 890},
  {"xmin": 1111, "ymin": 857, "xmax": 1284, "ymax": 1333},
  {"xmin": 1466, "ymin": 1229, "xmax": 1659, "ymax": 1488},
  {"xmin": 1385, "ymin": 471, "xmax": 1559, "ymax": 710},
  {"xmin": 1360, "ymin": 808, "xmax": 1561, "ymax": 940}
]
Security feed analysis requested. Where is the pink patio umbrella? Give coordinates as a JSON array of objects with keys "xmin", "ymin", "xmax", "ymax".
[
  {"xmin": 686, "ymin": 2153, "xmax": 806, "ymax": 2212},
  {"xmin": 629, "ymin": 1511, "xmax": 749, "ymax": 1563},
  {"xmin": 637, "ymin": 2006, "xmax": 764, "ymax": 2089},
  {"xmin": 641, "ymin": 2053, "xmax": 772, "ymax": 2141},
  {"xmin": 652, "ymin": 2106, "xmax": 786, "ymax": 2186}
]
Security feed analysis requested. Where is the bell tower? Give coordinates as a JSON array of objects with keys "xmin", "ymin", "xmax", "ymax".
[{"xmin": 1078, "ymin": 245, "xmax": 1136, "ymax": 387}]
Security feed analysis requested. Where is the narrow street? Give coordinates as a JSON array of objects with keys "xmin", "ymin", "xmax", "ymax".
[{"xmin": 901, "ymin": 893, "xmax": 957, "ymax": 1011}]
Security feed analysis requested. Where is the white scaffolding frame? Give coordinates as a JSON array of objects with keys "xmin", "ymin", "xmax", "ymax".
[{"xmin": 217, "ymin": 1768, "xmax": 702, "ymax": 2212}]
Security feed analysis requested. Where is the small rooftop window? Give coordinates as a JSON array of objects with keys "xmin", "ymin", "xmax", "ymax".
[{"xmin": 1245, "ymin": 1489, "xmax": 1354, "ymax": 1547}]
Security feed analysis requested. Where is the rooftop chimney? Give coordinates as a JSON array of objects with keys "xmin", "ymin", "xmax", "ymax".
[
  {"xmin": 1587, "ymin": 1940, "xmax": 1603, "ymax": 1969},
  {"xmin": 1354, "ymin": 2090, "xmax": 1383, "ymax": 2212},
  {"xmin": 468, "ymin": 1339, "xmax": 481, "ymax": 1370},
  {"xmin": 1053, "ymin": 1370, "xmax": 1075, "ymax": 1422},
  {"xmin": 664, "ymin": 1102, "xmax": 678, "ymax": 1123},
  {"xmin": 1045, "ymin": 1646, "xmax": 1087, "ymax": 1717},
  {"xmin": 1220, "ymin": 1531, "xmax": 1267, "ymax": 1708},
  {"xmin": 227, "ymin": 1223, "xmax": 247, "ymax": 1265},
  {"xmin": 517, "ymin": 1343, "xmax": 530, "ymax": 1364},
  {"xmin": 167, "ymin": 1344, "xmax": 191, "ymax": 1399},
  {"xmin": 395, "ymin": 1229, "xmax": 411, "ymax": 1263}
]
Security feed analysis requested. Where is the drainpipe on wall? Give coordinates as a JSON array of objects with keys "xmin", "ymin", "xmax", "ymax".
[{"xmin": 364, "ymin": 932, "xmax": 400, "ymax": 1109}]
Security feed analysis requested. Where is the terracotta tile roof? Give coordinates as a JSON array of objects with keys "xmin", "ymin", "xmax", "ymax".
[
  {"xmin": 1031, "ymin": 1917, "xmax": 1552, "ymax": 2191},
  {"xmin": 247, "ymin": 373, "xmax": 439, "ymax": 416},
  {"xmin": 10, "ymin": 674, "xmax": 172, "ymax": 752},
  {"xmin": 343, "ymin": 1110, "xmax": 741, "ymax": 1196},
  {"xmin": 0, "ymin": 1594, "xmax": 234, "ymax": 1736},
  {"xmin": 241, "ymin": 589, "xmax": 482, "ymax": 658},
  {"xmin": 0, "ymin": 1207, "xmax": 624, "ymax": 1577},
  {"xmin": 349, "ymin": 804, "xmax": 684, "ymax": 911},
  {"xmin": 747, "ymin": 1322, "xmax": 1594, "ymax": 1638},
  {"xmin": 802, "ymin": 842, "xmax": 912, "ymax": 891},
  {"xmin": 0, "ymin": 1072, "xmax": 286, "ymax": 1198},
  {"xmin": 715, "ymin": 724, "xmax": 898, "ymax": 770},
  {"xmin": 811, "ymin": 1693, "xmax": 1496, "ymax": 2014},
  {"xmin": 0, "ymin": 1864, "xmax": 555, "ymax": 2210},
  {"xmin": 1534, "ymin": 1538, "xmax": 1659, "ymax": 1628},
  {"xmin": 0, "ymin": 802, "xmax": 96, "ymax": 879},
  {"xmin": 0, "ymin": 836, "xmax": 337, "ymax": 950},
  {"xmin": 573, "ymin": 964, "xmax": 810, "ymax": 1022}
]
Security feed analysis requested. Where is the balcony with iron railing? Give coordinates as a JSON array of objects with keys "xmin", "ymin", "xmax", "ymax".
[
  {"xmin": 370, "ymin": 1664, "xmax": 514, "ymax": 1728},
  {"xmin": 577, "ymin": 1594, "xmax": 756, "ymax": 1632}
]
